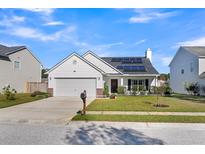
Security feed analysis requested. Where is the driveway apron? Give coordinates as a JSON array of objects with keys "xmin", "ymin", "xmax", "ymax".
[{"xmin": 0, "ymin": 96, "xmax": 94, "ymax": 125}]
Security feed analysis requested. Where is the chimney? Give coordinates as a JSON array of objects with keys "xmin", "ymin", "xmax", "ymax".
[{"xmin": 145, "ymin": 48, "xmax": 152, "ymax": 62}]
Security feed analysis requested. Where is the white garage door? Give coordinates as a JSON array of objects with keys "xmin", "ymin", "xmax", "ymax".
[{"xmin": 55, "ymin": 78, "xmax": 96, "ymax": 97}]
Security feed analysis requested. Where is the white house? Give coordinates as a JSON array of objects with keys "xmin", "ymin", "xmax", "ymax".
[
  {"xmin": 47, "ymin": 48, "xmax": 159, "ymax": 97},
  {"xmin": 0, "ymin": 44, "xmax": 42, "ymax": 93},
  {"xmin": 169, "ymin": 46, "xmax": 205, "ymax": 95}
]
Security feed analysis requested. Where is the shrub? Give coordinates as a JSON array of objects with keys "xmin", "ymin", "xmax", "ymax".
[
  {"xmin": 117, "ymin": 86, "xmax": 125, "ymax": 95},
  {"xmin": 103, "ymin": 83, "xmax": 109, "ymax": 97},
  {"xmin": 110, "ymin": 94, "xmax": 116, "ymax": 99},
  {"xmin": 138, "ymin": 85, "xmax": 145, "ymax": 91},
  {"xmin": 164, "ymin": 84, "xmax": 172, "ymax": 96},
  {"xmin": 184, "ymin": 82, "xmax": 200, "ymax": 96},
  {"xmin": 132, "ymin": 85, "xmax": 138, "ymax": 95},
  {"xmin": 30, "ymin": 91, "xmax": 47, "ymax": 97},
  {"xmin": 2, "ymin": 85, "xmax": 17, "ymax": 100}
]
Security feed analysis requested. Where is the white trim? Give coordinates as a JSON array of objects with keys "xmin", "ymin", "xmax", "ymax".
[
  {"xmin": 83, "ymin": 50, "xmax": 123, "ymax": 74},
  {"xmin": 106, "ymin": 74, "xmax": 159, "ymax": 77},
  {"xmin": 46, "ymin": 52, "xmax": 105, "ymax": 74}
]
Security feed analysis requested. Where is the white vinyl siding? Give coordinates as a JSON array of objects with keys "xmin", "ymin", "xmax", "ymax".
[
  {"xmin": 84, "ymin": 53, "xmax": 119, "ymax": 74},
  {"xmin": 14, "ymin": 61, "xmax": 20, "ymax": 70}
]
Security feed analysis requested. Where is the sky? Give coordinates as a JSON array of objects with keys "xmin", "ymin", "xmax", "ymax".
[{"xmin": 1, "ymin": 8, "xmax": 205, "ymax": 73}]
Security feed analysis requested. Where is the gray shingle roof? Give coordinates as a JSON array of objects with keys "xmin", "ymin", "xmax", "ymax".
[
  {"xmin": 101, "ymin": 57, "xmax": 159, "ymax": 75},
  {"xmin": 0, "ymin": 44, "xmax": 26, "ymax": 61},
  {"xmin": 182, "ymin": 46, "xmax": 205, "ymax": 57}
]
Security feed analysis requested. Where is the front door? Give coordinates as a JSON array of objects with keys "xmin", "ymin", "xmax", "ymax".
[{"xmin": 111, "ymin": 79, "xmax": 118, "ymax": 93}]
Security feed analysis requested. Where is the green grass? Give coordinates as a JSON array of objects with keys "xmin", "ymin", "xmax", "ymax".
[
  {"xmin": 86, "ymin": 94, "xmax": 205, "ymax": 112},
  {"xmin": 0, "ymin": 93, "xmax": 47, "ymax": 109},
  {"xmin": 72, "ymin": 114, "xmax": 205, "ymax": 123}
]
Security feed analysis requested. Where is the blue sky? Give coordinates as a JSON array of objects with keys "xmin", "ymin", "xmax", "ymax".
[{"xmin": 1, "ymin": 8, "xmax": 205, "ymax": 73}]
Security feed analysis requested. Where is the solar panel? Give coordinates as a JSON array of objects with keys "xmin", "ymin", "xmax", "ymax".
[
  {"xmin": 122, "ymin": 58, "xmax": 142, "ymax": 64},
  {"xmin": 116, "ymin": 65, "xmax": 146, "ymax": 72},
  {"xmin": 111, "ymin": 58, "xmax": 122, "ymax": 62},
  {"xmin": 111, "ymin": 57, "xmax": 142, "ymax": 63},
  {"xmin": 116, "ymin": 65, "xmax": 123, "ymax": 69}
]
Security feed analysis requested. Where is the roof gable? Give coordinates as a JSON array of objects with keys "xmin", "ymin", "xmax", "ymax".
[
  {"xmin": 0, "ymin": 44, "xmax": 42, "ymax": 65},
  {"xmin": 83, "ymin": 51, "xmax": 123, "ymax": 74},
  {"xmin": 169, "ymin": 46, "xmax": 205, "ymax": 67},
  {"xmin": 46, "ymin": 52, "xmax": 105, "ymax": 74},
  {"xmin": 0, "ymin": 44, "xmax": 26, "ymax": 57},
  {"xmin": 182, "ymin": 46, "xmax": 205, "ymax": 57}
]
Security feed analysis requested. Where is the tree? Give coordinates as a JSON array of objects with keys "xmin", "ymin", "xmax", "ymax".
[{"xmin": 41, "ymin": 68, "xmax": 49, "ymax": 78}]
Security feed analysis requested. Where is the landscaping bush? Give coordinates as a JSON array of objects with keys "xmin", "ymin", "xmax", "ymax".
[
  {"xmin": 164, "ymin": 84, "xmax": 172, "ymax": 96},
  {"xmin": 110, "ymin": 94, "xmax": 116, "ymax": 99},
  {"xmin": 30, "ymin": 91, "xmax": 47, "ymax": 97},
  {"xmin": 103, "ymin": 83, "xmax": 109, "ymax": 97},
  {"xmin": 184, "ymin": 82, "xmax": 200, "ymax": 96},
  {"xmin": 2, "ymin": 85, "xmax": 17, "ymax": 100},
  {"xmin": 131, "ymin": 85, "xmax": 138, "ymax": 95},
  {"xmin": 117, "ymin": 86, "xmax": 125, "ymax": 95}
]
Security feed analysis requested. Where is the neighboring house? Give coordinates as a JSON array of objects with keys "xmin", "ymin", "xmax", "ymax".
[
  {"xmin": 169, "ymin": 46, "xmax": 205, "ymax": 95},
  {"xmin": 47, "ymin": 48, "xmax": 159, "ymax": 97},
  {"xmin": 0, "ymin": 44, "xmax": 42, "ymax": 93}
]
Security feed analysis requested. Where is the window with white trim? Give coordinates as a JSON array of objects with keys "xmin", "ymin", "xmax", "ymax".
[{"xmin": 14, "ymin": 61, "xmax": 20, "ymax": 70}]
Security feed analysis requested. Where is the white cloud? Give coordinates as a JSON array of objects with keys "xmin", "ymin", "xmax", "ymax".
[
  {"xmin": 78, "ymin": 42, "xmax": 124, "ymax": 51},
  {"xmin": 129, "ymin": 9, "xmax": 177, "ymax": 23},
  {"xmin": 162, "ymin": 56, "xmax": 173, "ymax": 66},
  {"xmin": 7, "ymin": 25, "xmax": 76, "ymax": 42},
  {"xmin": 0, "ymin": 15, "xmax": 25, "ymax": 27},
  {"xmin": 22, "ymin": 8, "xmax": 55, "ymax": 16},
  {"xmin": 176, "ymin": 36, "xmax": 205, "ymax": 46},
  {"xmin": 134, "ymin": 39, "xmax": 146, "ymax": 45},
  {"xmin": 43, "ymin": 21, "xmax": 64, "ymax": 26},
  {"xmin": 22, "ymin": 8, "xmax": 64, "ymax": 26}
]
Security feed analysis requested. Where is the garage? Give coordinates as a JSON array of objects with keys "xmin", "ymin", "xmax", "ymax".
[{"xmin": 54, "ymin": 78, "xmax": 96, "ymax": 97}]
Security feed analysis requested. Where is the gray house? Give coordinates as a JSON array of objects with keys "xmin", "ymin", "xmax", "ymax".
[
  {"xmin": 0, "ymin": 44, "xmax": 42, "ymax": 93},
  {"xmin": 169, "ymin": 46, "xmax": 205, "ymax": 95}
]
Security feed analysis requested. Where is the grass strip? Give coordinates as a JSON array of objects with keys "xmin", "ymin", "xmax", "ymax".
[{"xmin": 72, "ymin": 114, "xmax": 205, "ymax": 123}]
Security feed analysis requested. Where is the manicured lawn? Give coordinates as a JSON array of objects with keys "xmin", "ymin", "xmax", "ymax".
[
  {"xmin": 72, "ymin": 114, "xmax": 205, "ymax": 123},
  {"xmin": 86, "ymin": 94, "xmax": 205, "ymax": 112},
  {"xmin": 0, "ymin": 93, "xmax": 47, "ymax": 109}
]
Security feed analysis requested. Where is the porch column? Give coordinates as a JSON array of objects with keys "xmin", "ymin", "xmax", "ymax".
[
  {"xmin": 120, "ymin": 78, "xmax": 124, "ymax": 86},
  {"xmin": 155, "ymin": 75, "xmax": 157, "ymax": 87}
]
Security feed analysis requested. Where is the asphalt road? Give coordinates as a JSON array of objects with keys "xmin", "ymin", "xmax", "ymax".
[{"xmin": 0, "ymin": 121, "xmax": 205, "ymax": 145}]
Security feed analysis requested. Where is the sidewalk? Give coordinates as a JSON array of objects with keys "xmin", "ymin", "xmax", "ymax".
[{"xmin": 86, "ymin": 111, "xmax": 205, "ymax": 116}]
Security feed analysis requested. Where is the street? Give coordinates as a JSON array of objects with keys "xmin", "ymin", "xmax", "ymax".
[{"xmin": 0, "ymin": 121, "xmax": 205, "ymax": 145}]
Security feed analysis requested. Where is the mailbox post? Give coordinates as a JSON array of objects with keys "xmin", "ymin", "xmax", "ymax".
[{"xmin": 80, "ymin": 90, "xmax": 87, "ymax": 115}]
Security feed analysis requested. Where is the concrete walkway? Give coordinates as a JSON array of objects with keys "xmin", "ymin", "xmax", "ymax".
[{"xmin": 87, "ymin": 111, "xmax": 205, "ymax": 116}]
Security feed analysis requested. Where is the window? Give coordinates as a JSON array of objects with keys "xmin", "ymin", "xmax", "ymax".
[
  {"xmin": 128, "ymin": 79, "xmax": 145, "ymax": 91},
  {"xmin": 181, "ymin": 69, "xmax": 184, "ymax": 74},
  {"xmin": 73, "ymin": 60, "xmax": 77, "ymax": 65},
  {"xmin": 14, "ymin": 61, "xmax": 20, "ymax": 70},
  {"xmin": 139, "ymin": 80, "xmax": 144, "ymax": 85}
]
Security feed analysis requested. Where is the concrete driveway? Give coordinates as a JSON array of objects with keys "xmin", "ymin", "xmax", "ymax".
[{"xmin": 0, "ymin": 96, "xmax": 94, "ymax": 125}]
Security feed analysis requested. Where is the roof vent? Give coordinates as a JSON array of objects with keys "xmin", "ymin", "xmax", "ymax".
[{"xmin": 145, "ymin": 48, "xmax": 152, "ymax": 62}]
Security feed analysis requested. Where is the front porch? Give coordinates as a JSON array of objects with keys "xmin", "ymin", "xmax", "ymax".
[{"xmin": 103, "ymin": 75, "xmax": 158, "ymax": 94}]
